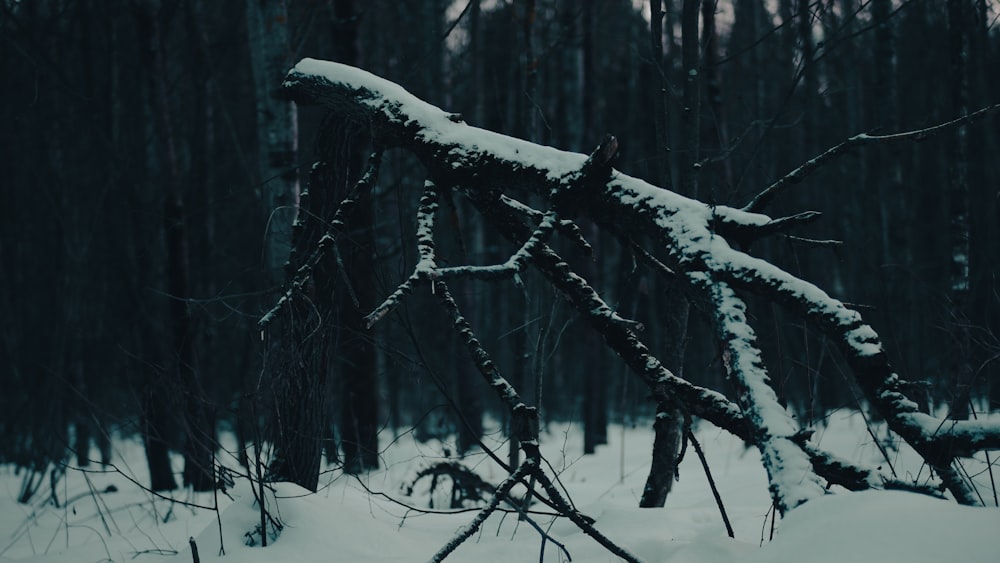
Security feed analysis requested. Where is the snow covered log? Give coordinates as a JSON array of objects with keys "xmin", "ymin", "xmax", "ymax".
[
  {"xmin": 695, "ymin": 275, "xmax": 826, "ymax": 511},
  {"xmin": 282, "ymin": 59, "xmax": 1000, "ymax": 508}
]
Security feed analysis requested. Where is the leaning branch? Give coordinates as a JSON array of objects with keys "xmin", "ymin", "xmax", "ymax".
[
  {"xmin": 260, "ymin": 150, "xmax": 382, "ymax": 328},
  {"xmin": 743, "ymin": 103, "xmax": 1000, "ymax": 213},
  {"xmin": 717, "ymin": 250, "xmax": 998, "ymax": 503},
  {"xmin": 282, "ymin": 59, "xmax": 1000, "ymax": 509},
  {"xmin": 364, "ymin": 180, "xmax": 441, "ymax": 328},
  {"xmin": 428, "ymin": 461, "xmax": 535, "ymax": 563},
  {"xmin": 500, "ymin": 195, "xmax": 593, "ymax": 256},
  {"xmin": 467, "ymin": 190, "xmax": 748, "ymax": 436},
  {"xmin": 691, "ymin": 273, "xmax": 826, "ymax": 513},
  {"xmin": 433, "ymin": 280, "xmax": 527, "ymax": 419},
  {"xmin": 471, "ymin": 188, "xmax": 908, "ymax": 496}
]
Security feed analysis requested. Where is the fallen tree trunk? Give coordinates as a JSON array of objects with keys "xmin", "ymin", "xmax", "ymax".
[{"xmin": 276, "ymin": 58, "xmax": 1000, "ymax": 515}]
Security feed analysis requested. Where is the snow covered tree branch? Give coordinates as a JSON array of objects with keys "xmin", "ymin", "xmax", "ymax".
[
  {"xmin": 279, "ymin": 58, "xmax": 1000, "ymax": 517},
  {"xmin": 693, "ymin": 274, "xmax": 826, "ymax": 512}
]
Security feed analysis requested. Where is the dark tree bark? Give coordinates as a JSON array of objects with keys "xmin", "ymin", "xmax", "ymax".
[
  {"xmin": 142, "ymin": 376, "xmax": 177, "ymax": 492},
  {"xmin": 649, "ymin": 0, "xmax": 672, "ymax": 189},
  {"xmin": 678, "ymin": 0, "xmax": 701, "ymax": 207},
  {"xmin": 700, "ymin": 0, "xmax": 731, "ymax": 194},
  {"xmin": 139, "ymin": 3, "xmax": 214, "ymax": 492},
  {"xmin": 130, "ymin": 102, "xmax": 176, "ymax": 491},
  {"xmin": 165, "ymin": 171, "xmax": 215, "ymax": 492},
  {"xmin": 72, "ymin": 361, "xmax": 91, "ymax": 467},
  {"xmin": 577, "ymin": 2, "xmax": 609, "ymax": 456},
  {"xmin": 325, "ymin": 0, "xmax": 381, "ymax": 475},
  {"xmin": 454, "ymin": 300, "xmax": 484, "ymax": 454},
  {"xmin": 246, "ymin": 0, "xmax": 346, "ymax": 490},
  {"xmin": 339, "ymin": 188, "xmax": 381, "ymax": 474},
  {"xmin": 869, "ymin": 0, "xmax": 922, "ymax": 414},
  {"xmin": 640, "ymin": 401, "xmax": 685, "ymax": 507},
  {"xmin": 266, "ymin": 159, "xmax": 337, "ymax": 492},
  {"xmin": 946, "ymin": 0, "xmax": 973, "ymax": 420},
  {"xmin": 583, "ymin": 226, "xmax": 608, "ymax": 456},
  {"xmin": 872, "ymin": 0, "xmax": 903, "ymax": 265},
  {"xmin": 640, "ymin": 0, "xmax": 700, "ymax": 509}
]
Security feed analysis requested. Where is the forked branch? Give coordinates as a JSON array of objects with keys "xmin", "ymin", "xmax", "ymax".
[{"xmin": 278, "ymin": 60, "xmax": 1000, "ymax": 537}]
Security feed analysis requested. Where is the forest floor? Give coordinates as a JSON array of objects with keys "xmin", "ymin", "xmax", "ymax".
[{"xmin": 1, "ymin": 410, "xmax": 998, "ymax": 562}]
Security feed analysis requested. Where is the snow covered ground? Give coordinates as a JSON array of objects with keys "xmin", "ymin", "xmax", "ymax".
[{"xmin": 2, "ymin": 410, "xmax": 998, "ymax": 562}]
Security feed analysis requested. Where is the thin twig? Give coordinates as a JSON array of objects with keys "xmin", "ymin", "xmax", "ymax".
[
  {"xmin": 743, "ymin": 104, "xmax": 1000, "ymax": 212},
  {"xmin": 260, "ymin": 150, "xmax": 383, "ymax": 327},
  {"xmin": 500, "ymin": 195, "xmax": 592, "ymax": 256},
  {"xmin": 502, "ymin": 492, "xmax": 573, "ymax": 562},
  {"xmin": 532, "ymin": 470, "xmax": 640, "ymax": 563},
  {"xmin": 428, "ymin": 462, "xmax": 535, "ymax": 562}
]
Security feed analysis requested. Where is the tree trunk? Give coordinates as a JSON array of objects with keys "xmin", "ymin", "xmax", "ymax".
[
  {"xmin": 247, "ymin": 0, "xmax": 300, "ymax": 286},
  {"xmin": 873, "ymin": 0, "xmax": 902, "ymax": 267},
  {"xmin": 640, "ymin": 403, "xmax": 685, "ymax": 507},
  {"xmin": 649, "ymin": 0, "xmax": 673, "ymax": 193},
  {"xmin": 130, "ymin": 81, "xmax": 175, "ymax": 491},
  {"xmin": 583, "ymin": 228, "xmax": 608, "ymax": 455},
  {"xmin": 140, "ymin": 3, "xmax": 214, "ymax": 491},
  {"xmin": 247, "ymin": 0, "xmax": 334, "ymax": 489},
  {"xmin": 640, "ymin": 0, "xmax": 700, "ymax": 509},
  {"xmin": 339, "ymin": 188, "xmax": 381, "ymax": 474},
  {"xmin": 72, "ymin": 344, "xmax": 91, "ymax": 467},
  {"xmin": 166, "ymin": 184, "xmax": 215, "ymax": 492},
  {"xmin": 701, "ymin": 0, "xmax": 731, "ymax": 196},
  {"xmin": 143, "ymin": 382, "xmax": 177, "ymax": 492},
  {"xmin": 266, "ymin": 160, "xmax": 333, "ymax": 490},
  {"xmin": 339, "ymin": 219, "xmax": 381, "ymax": 475},
  {"xmin": 946, "ymin": 0, "xmax": 973, "ymax": 420},
  {"xmin": 324, "ymin": 0, "xmax": 381, "ymax": 476}
]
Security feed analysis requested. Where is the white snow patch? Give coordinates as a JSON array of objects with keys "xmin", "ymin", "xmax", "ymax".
[
  {"xmin": 2, "ymin": 418, "xmax": 997, "ymax": 563},
  {"xmin": 741, "ymin": 490, "xmax": 1000, "ymax": 563}
]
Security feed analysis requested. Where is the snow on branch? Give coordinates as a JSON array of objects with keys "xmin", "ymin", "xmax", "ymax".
[
  {"xmin": 692, "ymin": 273, "xmax": 826, "ymax": 512},
  {"xmin": 466, "ymin": 191, "xmax": 748, "ymax": 430},
  {"xmin": 260, "ymin": 150, "xmax": 382, "ymax": 328},
  {"xmin": 428, "ymin": 461, "xmax": 536, "ymax": 563},
  {"xmin": 430, "ymin": 206, "xmax": 559, "ymax": 283},
  {"xmin": 415, "ymin": 180, "xmax": 440, "ymax": 271},
  {"xmin": 714, "ymin": 247, "xmax": 999, "ymax": 502},
  {"xmin": 500, "ymin": 195, "xmax": 593, "ymax": 256},
  {"xmin": 364, "ymin": 186, "xmax": 565, "ymax": 328},
  {"xmin": 283, "ymin": 59, "xmax": 772, "ymax": 235},
  {"xmin": 364, "ymin": 180, "xmax": 440, "ymax": 328},
  {"xmin": 433, "ymin": 280, "xmax": 526, "ymax": 420},
  {"xmin": 793, "ymin": 438, "xmax": 943, "ymax": 496},
  {"xmin": 430, "ymin": 278, "xmax": 642, "ymax": 561}
]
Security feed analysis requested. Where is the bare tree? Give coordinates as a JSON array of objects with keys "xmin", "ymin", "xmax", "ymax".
[
  {"xmin": 640, "ymin": 0, "xmax": 701, "ymax": 509},
  {"xmin": 137, "ymin": 1, "xmax": 214, "ymax": 491},
  {"xmin": 247, "ymin": 0, "xmax": 300, "ymax": 286},
  {"xmin": 329, "ymin": 0, "xmax": 381, "ymax": 475}
]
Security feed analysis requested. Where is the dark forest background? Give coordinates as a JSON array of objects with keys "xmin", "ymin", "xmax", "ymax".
[{"xmin": 1, "ymin": 0, "xmax": 997, "ymax": 494}]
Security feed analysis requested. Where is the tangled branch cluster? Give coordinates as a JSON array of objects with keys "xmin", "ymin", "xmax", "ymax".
[{"xmin": 267, "ymin": 58, "xmax": 1000, "ymax": 559}]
